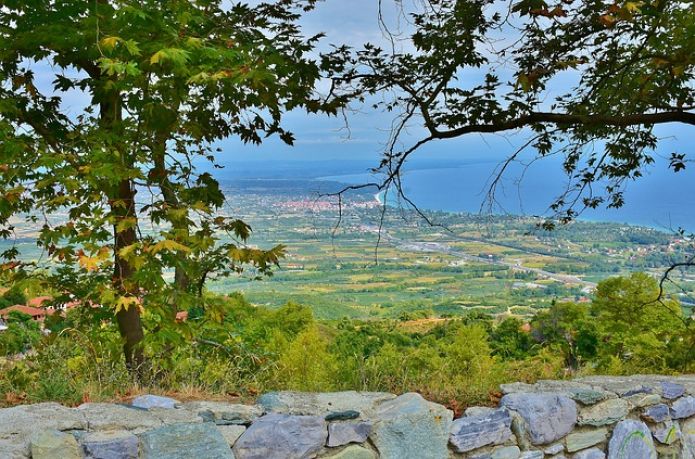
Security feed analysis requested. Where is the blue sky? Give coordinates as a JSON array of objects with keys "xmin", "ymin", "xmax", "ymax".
[
  {"xmin": 218, "ymin": 0, "xmax": 691, "ymax": 173},
  {"xmin": 29, "ymin": 1, "xmax": 691, "ymax": 174}
]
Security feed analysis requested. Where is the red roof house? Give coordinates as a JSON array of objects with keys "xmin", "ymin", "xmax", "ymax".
[{"xmin": 0, "ymin": 305, "xmax": 55, "ymax": 321}]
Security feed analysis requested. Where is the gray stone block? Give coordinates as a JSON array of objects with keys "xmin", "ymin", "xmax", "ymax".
[
  {"xmin": 131, "ymin": 395, "xmax": 179, "ymax": 410},
  {"xmin": 449, "ymin": 408, "xmax": 512, "ymax": 453},
  {"xmin": 671, "ymin": 396, "xmax": 695, "ymax": 419},
  {"xmin": 578, "ymin": 399, "xmax": 629, "ymax": 427},
  {"xmin": 328, "ymin": 421, "xmax": 371, "ymax": 447},
  {"xmin": 369, "ymin": 392, "xmax": 453, "ymax": 459},
  {"xmin": 565, "ymin": 428, "xmax": 607, "ymax": 452},
  {"xmin": 233, "ymin": 413, "xmax": 326, "ymax": 459},
  {"xmin": 30, "ymin": 430, "xmax": 81, "ymax": 459},
  {"xmin": 81, "ymin": 430, "xmax": 139, "ymax": 459},
  {"xmin": 500, "ymin": 393, "xmax": 577, "ymax": 445},
  {"xmin": 607, "ymin": 419, "xmax": 656, "ymax": 459},
  {"xmin": 141, "ymin": 422, "xmax": 233, "ymax": 459}
]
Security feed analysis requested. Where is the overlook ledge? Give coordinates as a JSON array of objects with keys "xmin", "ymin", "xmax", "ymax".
[{"xmin": 1, "ymin": 375, "xmax": 694, "ymax": 459}]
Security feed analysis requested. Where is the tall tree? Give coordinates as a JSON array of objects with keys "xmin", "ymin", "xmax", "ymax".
[
  {"xmin": 331, "ymin": 0, "xmax": 694, "ymax": 225},
  {"xmin": 0, "ymin": 0, "xmax": 342, "ymax": 372}
]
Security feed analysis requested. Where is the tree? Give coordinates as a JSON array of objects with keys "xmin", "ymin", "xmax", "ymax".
[
  {"xmin": 490, "ymin": 317, "xmax": 534, "ymax": 360},
  {"xmin": 331, "ymin": 0, "xmax": 694, "ymax": 225},
  {"xmin": 0, "ymin": 0, "xmax": 343, "ymax": 373},
  {"xmin": 591, "ymin": 272, "xmax": 688, "ymax": 371},
  {"xmin": 530, "ymin": 301, "xmax": 598, "ymax": 369}
]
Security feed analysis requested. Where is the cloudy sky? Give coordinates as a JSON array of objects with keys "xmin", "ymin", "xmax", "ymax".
[
  {"xmin": 216, "ymin": 0, "xmax": 690, "ymax": 172},
  {"xmin": 28, "ymin": 1, "xmax": 690, "ymax": 172}
]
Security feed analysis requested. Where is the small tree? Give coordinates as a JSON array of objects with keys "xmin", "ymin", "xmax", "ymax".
[{"xmin": 0, "ymin": 0, "xmax": 343, "ymax": 372}]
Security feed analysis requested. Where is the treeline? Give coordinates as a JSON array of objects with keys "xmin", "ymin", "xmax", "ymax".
[{"xmin": 0, "ymin": 273, "xmax": 692, "ymax": 410}]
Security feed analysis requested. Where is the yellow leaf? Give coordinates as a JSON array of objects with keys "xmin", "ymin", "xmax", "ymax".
[
  {"xmin": 116, "ymin": 217, "xmax": 137, "ymax": 233},
  {"xmin": 191, "ymin": 201, "xmax": 210, "ymax": 213},
  {"xmin": 79, "ymin": 247, "xmax": 110, "ymax": 271},
  {"xmin": 150, "ymin": 239, "xmax": 191, "ymax": 254},
  {"xmin": 118, "ymin": 243, "xmax": 138, "ymax": 259},
  {"xmin": 115, "ymin": 296, "xmax": 141, "ymax": 313},
  {"xmin": 150, "ymin": 50, "xmax": 167, "ymax": 65},
  {"xmin": 79, "ymin": 255, "xmax": 100, "ymax": 271},
  {"xmin": 186, "ymin": 37, "xmax": 203, "ymax": 48},
  {"xmin": 100, "ymin": 36, "xmax": 121, "ymax": 52},
  {"xmin": 625, "ymin": 1, "xmax": 643, "ymax": 13}
]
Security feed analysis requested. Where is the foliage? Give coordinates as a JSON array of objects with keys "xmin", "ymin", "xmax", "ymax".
[
  {"xmin": 0, "ymin": 271, "xmax": 692, "ymax": 409},
  {"xmin": 0, "ymin": 287, "xmax": 27, "ymax": 308},
  {"xmin": 0, "ymin": 311, "xmax": 42, "ymax": 355},
  {"xmin": 531, "ymin": 301, "xmax": 599, "ymax": 369},
  {"xmin": 0, "ymin": 0, "xmax": 345, "ymax": 368},
  {"xmin": 591, "ymin": 272, "xmax": 690, "ymax": 372}
]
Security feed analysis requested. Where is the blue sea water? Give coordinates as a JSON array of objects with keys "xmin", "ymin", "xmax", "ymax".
[{"xmin": 320, "ymin": 157, "xmax": 695, "ymax": 233}]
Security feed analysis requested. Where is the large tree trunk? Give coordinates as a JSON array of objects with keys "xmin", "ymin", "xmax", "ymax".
[
  {"xmin": 112, "ymin": 178, "xmax": 146, "ymax": 372},
  {"xmin": 101, "ymin": 93, "xmax": 146, "ymax": 374}
]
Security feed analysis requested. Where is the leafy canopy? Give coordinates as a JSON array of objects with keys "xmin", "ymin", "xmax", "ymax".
[{"xmin": 0, "ymin": 0, "xmax": 343, "ymax": 364}]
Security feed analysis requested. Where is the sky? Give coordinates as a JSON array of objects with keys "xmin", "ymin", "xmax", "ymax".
[
  {"xmin": 214, "ymin": 0, "xmax": 692, "ymax": 175},
  {"xmin": 27, "ymin": 1, "xmax": 692, "ymax": 175}
]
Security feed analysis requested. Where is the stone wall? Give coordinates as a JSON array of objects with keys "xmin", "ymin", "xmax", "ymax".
[{"xmin": 1, "ymin": 375, "xmax": 694, "ymax": 458}]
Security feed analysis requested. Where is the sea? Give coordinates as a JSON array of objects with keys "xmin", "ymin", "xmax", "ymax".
[{"xmin": 317, "ymin": 157, "xmax": 695, "ymax": 233}]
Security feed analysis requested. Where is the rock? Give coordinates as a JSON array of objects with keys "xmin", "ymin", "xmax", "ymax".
[
  {"xmin": 607, "ymin": 419, "xmax": 656, "ymax": 459},
  {"xmin": 491, "ymin": 445, "xmax": 521, "ymax": 459},
  {"xmin": 449, "ymin": 408, "xmax": 512, "ymax": 453},
  {"xmin": 148, "ymin": 407, "xmax": 204, "ymax": 425},
  {"xmin": 500, "ymin": 393, "xmax": 577, "ymax": 445},
  {"xmin": 131, "ymin": 395, "xmax": 179, "ymax": 410},
  {"xmin": 78, "ymin": 403, "xmax": 162, "ymax": 431},
  {"xmin": 575, "ymin": 376, "xmax": 659, "ymax": 398},
  {"xmin": 0, "ymin": 438, "xmax": 31, "ymax": 459},
  {"xmin": 465, "ymin": 406, "xmax": 497, "ymax": 416},
  {"xmin": 661, "ymin": 382, "xmax": 685, "ymax": 400},
  {"xmin": 621, "ymin": 386, "xmax": 653, "ymax": 397},
  {"xmin": 651, "ymin": 421, "xmax": 681, "ymax": 445},
  {"xmin": 573, "ymin": 447, "xmax": 606, "ymax": 459},
  {"xmin": 328, "ymin": 421, "xmax": 372, "ymax": 447},
  {"xmin": 216, "ymin": 425, "xmax": 246, "ymax": 447},
  {"xmin": 510, "ymin": 411, "xmax": 532, "ymax": 450},
  {"xmin": 656, "ymin": 444, "xmax": 688, "ymax": 459},
  {"xmin": 326, "ymin": 410, "xmax": 361, "ymax": 421},
  {"xmin": 0, "ymin": 438, "xmax": 29, "ymax": 459},
  {"xmin": 565, "ymin": 428, "xmax": 607, "ymax": 452},
  {"xmin": 625, "ymin": 393, "xmax": 661, "ymax": 409},
  {"xmin": 183, "ymin": 401, "xmax": 262, "ymax": 425},
  {"xmin": 257, "ymin": 391, "xmax": 395, "ymax": 418},
  {"xmin": 0, "ymin": 402, "xmax": 86, "ymax": 454},
  {"xmin": 578, "ymin": 399, "xmax": 629, "ymax": 426},
  {"xmin": 683, "ymin": 417, "xmax": 695, "ymax": 457},
  {"xmin": 500, "ymin": 381, "xmax": 614, "ymax": 406},
  {"xmin": 519, "ymin": 451, "xmax": 544, "ymax": 459},
  {"xmin": 140, "ymin": 423, "xmax": 233, "ymax": 459},
  {"xmin": 642, "ymin": 404, "xmax": 670, "ymax": 423},
  {"xmin": 545, "ymin": 443, "xmax": 565, "ymax": 455},
  {"xmin": 30, "ymin": 430, "xmax": 81, "ymax": 459},
  {"xmin": 369, "ymin": 392, "xmax": 453, "ymax": 459},
  {"xmin": 570, "ymin": 390, "xmax": 613, "ymax": 406},
  {"xmin": 325, "ymin": 445, "xmax": 377, "ymax": 459},
  {"xmin": 233, "ymin": 413, "xmax": 326, "ymax": 459},
  {"xmin": 671, "ymin": 396, "xmax": 695, "ymax": 419},
  {"xmin": 81, "ymin": 430, "xmax": 139, "ymax": 459}
]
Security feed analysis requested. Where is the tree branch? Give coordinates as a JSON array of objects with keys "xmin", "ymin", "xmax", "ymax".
[{"xmin": 431, "ymin": 111, "xmax": 695, "ymax": 139}]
